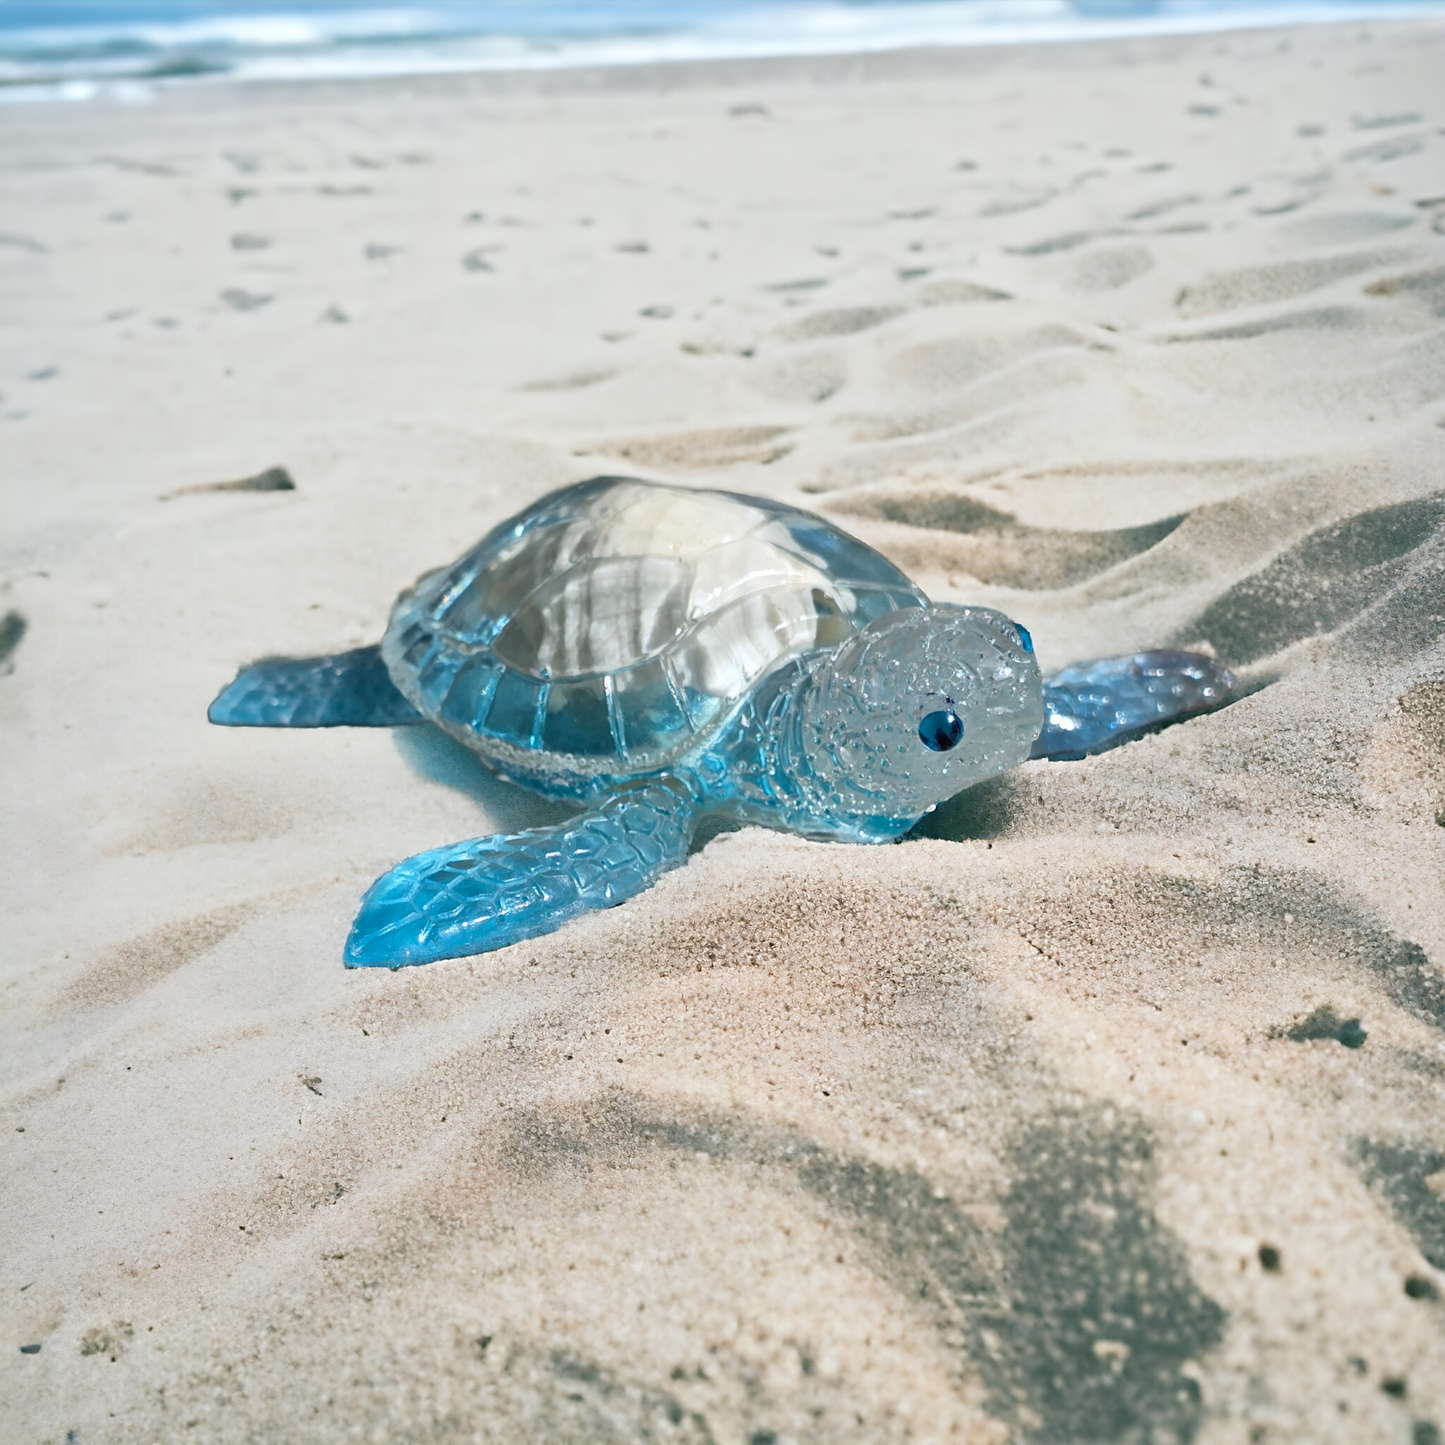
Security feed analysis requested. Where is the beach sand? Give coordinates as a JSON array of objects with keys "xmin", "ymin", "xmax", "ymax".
[{"xmin": 2, "ymin": 18, "xmax": 1444, "ymax": 1443}]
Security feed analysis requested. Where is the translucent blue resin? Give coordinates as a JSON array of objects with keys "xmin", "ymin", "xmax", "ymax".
[
  {"xmin": 918, "ymin": 709, "xmax": 964, "ymax": 752},
  {"xmin": 210, "ymin": 480, "xmax": 1234, "ymax": 967},
  {"xmin": 208, "ymin": 646, "xmax": 421, "ymax": 728},
  {"xmin": 346, "ymin": 779, "xmax": 695, "ymax": 965},
  {"xmin": 1031, "ymin": 650, "xmax": 1235, "ymax": 761}
]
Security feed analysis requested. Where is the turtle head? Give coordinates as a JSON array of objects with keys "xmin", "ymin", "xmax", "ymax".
[{"xmin": 792, "ymin": 604, "xmax": 1043, "ymax": 835}]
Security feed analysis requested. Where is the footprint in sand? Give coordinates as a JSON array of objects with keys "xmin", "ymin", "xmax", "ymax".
[
  {"xmin": 1279, "ymin": 211, "xmax": 1414, "ymax": 248},
  {"xmin": 220, "ymin": 288, "xmax": 271, "ymax": 312},
  {"xmin": 1006, "ymin": 231, "xmax": 1101, "ymax": 257},
  {"xmin": 579, "ymin": 425, "xmax": 793, "ymax": 470},
  {"xmin": 886, "ymin": 325, "xmax": 1088, "ymax": 394},
  {"xmin": 1364, "ymin": 265, "xmax": 1445, "ymax": 316},
  {"xmin": 1166, "ymin": 306, "xmax": 1362, "ymax": 342},
  {"xmin": 519, "ymin": 368, "xmax": 618, "ymax": 393},
  {"xmin": 978, "ymin": 187, "xmax": 1056, "ymax": 218},
  {"xmin": 841, "ymin": 323, "xmax": 1091, "ymax": 444},
  {"xmin": 1227, "ymin": 169, "xmax": 1330, "ymax": 218},
  {"xmin": 1068, "ymin": 245, "xmax": 1155, "ymax": 292},
  {"xmin": 1176, "ymin": 248, "xmax": 1408, "ymax": 316},
  {"xmin": 0, "ymin": 610, "xmax": 26, "ymax": 673},
  {"xmin": 1351, "ymin": 111, "xmax": 1422, "ymax": 130},
  {"xmin": 917, "ymin": 279, "xmax": 1011, "ymax": 306},
  {"xmin": 749, "ymin": 351, "xmax": 847, "ymax": 405},
  {"xmin": 1126, "ymin": 194, "xmax": 1201, "ymax": 221},
  {"xmin": 778, "ymin": 306, "xmax": 902, "ymax": 341},
  {"xmin": 762, "ymin": 277, "xmax": 828, "ymax": 294},
  {"xmin": 827, "ymin": 488, "xmax": 1185, "ymax": 590},
  {"xmin": 1343, "ymin": 133, "xmax": 1427, "ymax": 164}
]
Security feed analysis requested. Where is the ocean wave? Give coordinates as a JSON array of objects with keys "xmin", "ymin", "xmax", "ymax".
[{"xmin": 1, "ymin": 0, "xmax": 1439, "ymax": 99}]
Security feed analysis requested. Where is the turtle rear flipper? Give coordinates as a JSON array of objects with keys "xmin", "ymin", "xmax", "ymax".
[
  {"xmin": 1031, "ymin": 650, "xmax": 1234, "ymax": 761},
  {"xmin": 345, "ymin": 779, "xmax": 696, "ymax": 967},
  {"xmin": 208, "ymin": 646, "xmax": 422, "ymax": 727}
]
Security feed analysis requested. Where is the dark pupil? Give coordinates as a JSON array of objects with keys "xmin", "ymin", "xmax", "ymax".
[{"xmin": 919, "ymin": 710, "xmax": 964, "ymax": 752}]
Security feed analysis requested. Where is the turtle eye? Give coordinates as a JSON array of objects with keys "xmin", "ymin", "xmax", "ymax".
[
  {"xmin": 1014, "ymin": 623, "xmax": 1034, "ymax": 654},
  {"xmin": 918, "ymin": 709, "xmax": 964, "ymax": 752}
]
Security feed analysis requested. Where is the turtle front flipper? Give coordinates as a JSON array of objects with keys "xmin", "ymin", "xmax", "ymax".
[
  {"xmin": 208, "ymin": 646, "xmax": 422, "ymax": 727},
  {"xmin": 344, "ymin": 778, "xmax": 697, "ymax": 967},
  {"xmin": 1031, "ymin": 651, "xmax": 1234, "ymax": 761}
]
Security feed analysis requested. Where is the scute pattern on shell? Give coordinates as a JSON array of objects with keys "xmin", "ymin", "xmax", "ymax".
[{"xmin": 381, "ymin": 478, "xmax": 927, "ymax": 786}]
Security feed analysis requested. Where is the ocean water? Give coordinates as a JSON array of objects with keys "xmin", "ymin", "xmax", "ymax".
[{"xmin": 1, "ymin": 0, "xmax": 1438, "ymax": 100}]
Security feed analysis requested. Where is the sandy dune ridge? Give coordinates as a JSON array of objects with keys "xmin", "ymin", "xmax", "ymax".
[{"xmin": 2, "ymin": 18, "xmax": 1444, "ymax": 1444}]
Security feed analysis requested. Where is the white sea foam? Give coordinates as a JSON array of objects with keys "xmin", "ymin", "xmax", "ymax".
[{"xmin": 1, "ymin": 0, "xmax": 1440, "ymax": 101}]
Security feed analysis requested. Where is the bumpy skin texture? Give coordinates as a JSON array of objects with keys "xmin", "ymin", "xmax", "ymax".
[
  {"xmin": 208, "ymin": 646, "xmax": 422, "ymax": 728},
  {"xmin": 695, "ymin": 605, "xmax": 1043, "ymax": 844},
  {"xmin": 1031, "ymin": 651, "xmax": 1235, "ymax": 761},
  {"xmin": 345, "ymin": 780, "xmax": 695, "ymax": 966},
  {"xmin": 793, "ymin": 606, "xmax": 1042, "ymax": 835}
]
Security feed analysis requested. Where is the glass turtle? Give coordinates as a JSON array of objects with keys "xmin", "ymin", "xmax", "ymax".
[{"xmin": 210, "ymin": 477, "xmax": 1233, "ymax": 966}]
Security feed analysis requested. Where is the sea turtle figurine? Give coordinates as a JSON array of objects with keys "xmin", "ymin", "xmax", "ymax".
[{"xmin": 209, "ymin": 477, "xmax": 1232, "ymax": 967}]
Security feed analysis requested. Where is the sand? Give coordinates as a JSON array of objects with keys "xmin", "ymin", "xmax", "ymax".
[{"xmin": 2, "ymin": 17, "xmax": 1444, "ymax": 1443}]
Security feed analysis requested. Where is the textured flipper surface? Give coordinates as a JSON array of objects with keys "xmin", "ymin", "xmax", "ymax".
[
  {"xmin": 1031, "ymin": 650, "xmax": 1234, "ymax": 760},
  {"xmin": 345, "ymin": 780, "xmax": 696, "ymax": 967},
  {"xmin": 208, "ymin": 645, "xmax": 422, "ymax": 727}
]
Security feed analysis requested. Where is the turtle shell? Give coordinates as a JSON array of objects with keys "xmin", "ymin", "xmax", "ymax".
[{"xmin": 380, "ymin": 477, "xmax": 926, "ymax": 794}]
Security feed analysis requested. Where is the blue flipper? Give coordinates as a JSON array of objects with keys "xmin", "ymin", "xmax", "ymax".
[
  {"xmin": 208, "ymin": 645, "xmax": 422, "ymax": 727},
  {"xmin": 345, "ymin": 778, "xmax": 697, "ymax": 967},
  {"xmin": 1031, "ymin": 650, "xmax": 1234, "ymax": 761}
]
